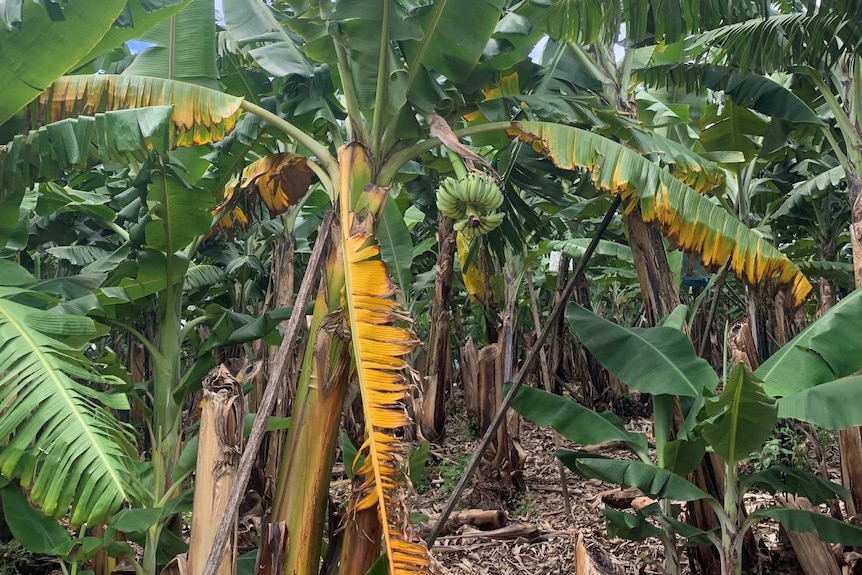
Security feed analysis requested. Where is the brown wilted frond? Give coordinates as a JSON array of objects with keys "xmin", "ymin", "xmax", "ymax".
[
  {"xmin": 233, "ymin": 153, "xmax": 314, "ymax": 216},
  {"xmin": 341, "ymin": 225, "xmax": 432, "ymax": 574},
  {"xmin": 38, "ymin": 75, "xmax": 244, "ymax": 146},
  {"xmin": 508, "ymin": 121, "xmax": 812, "ymax": 307}
]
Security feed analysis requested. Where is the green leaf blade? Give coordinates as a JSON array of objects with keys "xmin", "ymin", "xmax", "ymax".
[{"xmin": 566, "ymin": 302, "xmax": 717, "ymax": 397}]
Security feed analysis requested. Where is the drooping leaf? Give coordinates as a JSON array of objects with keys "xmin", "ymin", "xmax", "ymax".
[
  {"xmin": 0, "ymin": 483, "xmax": 71, "ymax": 554},
  {"xmin": 777, "ymin": 376, "xmax": 862, "ymax": 429},
  {"xmin": 38, "ymin": 74, "xmax": 244, "ymax": 147},
  {"xmin": 534, "ymin": 0, "xmax": 770, "ymax": 45},
  {"xmin": 339, "ymin": 145, "xmax": 432, "ymax": 575},
  {"xmin": 509, "ymin": 121, "xmax": 812, "ymax": 307},
  {"xmin": 756, "ymin": 287, "xmax": 862, "ymax": 396},
  {"xmin": 772, "ymin": 166, "xmax": 846, "ymax": 220},
  {"xmin": 184, "ymin": 264, "xmax": 225, "ymax": 292},
  {"xmin": 0, "ymin": 289, "xmax": 139, "ymax": 526},
  {"xmin": 566, "ymin": 302, "xmax": 717, "ymax": 397},
  {"xmin": 638, "ymin": 64, "xmax": 823, "ymax": 126},
  {"xmin": 742, "ymin": 466, "xmax": 850, "ymax": 506},
  {"xmin": 223, "ymin": 0, "xmax": 313, "ymax": 78},
  {"xmin": 556, "ymin": 451, "xmax": 711, "ymax": 502},
  {"xmin": 692, "ymin": 9, "xmax": 860, "ymax": 75},
  {"xmin": 221, "ymin": 153, "xmax": 315, "ymax": 217},
  {"xmin": 0, "ymin": 107, "xmax": 174, "ymax": 238},
  {"xmin": 700, "ymin": 364, "xmax": 776, "ymax": 466},
  {"xmin": 756, "ymin": 507, "xmax": 862, "ymax": 546},
  {"xmin": 547, "ymin": 238, "xmax": 633, "ymax": 263},
  {"xmin": 602, "ymin": 508, "xmax": 663, "ymax": 541},
  {"xmin": 509, "ymin": 383, "xmax": 648, "ymax": 458}
]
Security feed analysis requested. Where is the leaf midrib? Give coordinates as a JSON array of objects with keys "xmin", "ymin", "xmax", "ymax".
[{"xmin": 0, "ymin": 301, "xmax": 127, "ymax": 505}]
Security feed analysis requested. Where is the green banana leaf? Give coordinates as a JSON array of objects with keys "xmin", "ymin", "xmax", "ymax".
[
  {"xmin": 741, "ymin": 466, "xmax": 849, "ymax": 505},
  {"xmin": 0, "ymin": 287, "xmax": 139, "ymax": 526},
  {"xmin": 700, "ymin": 363, "xmax": 776, "ymax": 466},
  {"xmin": 378, "ymin": 198, "xmax": 414, "ymax": 303},
  {"xmin": 556, "ymin": 451, "xmax": 712, "ymax": 502},
  {"xmin": 0, "ymin": 0, "xmax": 127, "ymax": 125},
  {"xmin": 144, "ymin": 166, "xmax": 214, "ymax": 254},
  {"xmin": 223, "ymin": 0, "xmax": 314, "ymax": 78},
  {"xmin": 0, "ymin": 484, "xmax": 71, "ymax": 555},
  {"xmin": 509, "ymin": 384, "xmax": 649, "ymax": 458},
  {"xmin": 566, "ymin": 302, "xmax": 717, "ymax": 397},
  {"xmin": 122, "ymin": 0, "xmax": 219, "ymax": 88},
  {"xmin": 777, "ymin": 376, "xmax": 862, "ymax": 429},
  {"xmin": 78, "ymin": 1, "xmax": 193, "ymax": 68},
  {"xmin": 401, "ymin": 0, "xmax": 507, "ymax": 85},
  {"xmin": 0, "ymin": 106, "xmax": 175, "ymax": 248},
  {"xmin": 638, "ymin": 64, "xmax": 823, "ymax": 126},
  {"xmin": 756, "ymin": 287, "xmax": 862, "ymax": 397},
  {"xmin": 755, "ymin": 507, "xmax": 862, "ymax": 546},
  {"xmin": 602, "ymin": 508, "xmax": 663, "ymax": 541}
]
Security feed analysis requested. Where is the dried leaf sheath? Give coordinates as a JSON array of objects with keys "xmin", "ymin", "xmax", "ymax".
[{"xmin": 341, "ymin": 229, "xmax": 432, "ymax": 575}]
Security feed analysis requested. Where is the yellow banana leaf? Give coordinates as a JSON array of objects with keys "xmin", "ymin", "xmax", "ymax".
[
  {"xmin": 457, "ymin": 231, "xmax": 489, "ymax": 305},
  {"xmin": 509, "ymin": 121, "xmax": 812, "ymax": 307},
  {"xmin": 38, "ymin": 74, "xmax": 244, "ymax": 147},
  {"xmin": 339, "ymin": 145, "xmax": 432, "ymax": 575}
]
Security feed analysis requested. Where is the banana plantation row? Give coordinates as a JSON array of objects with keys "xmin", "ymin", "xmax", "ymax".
[{"xmin": 0, "ymin": 1, "xmax": 860, "ymax": 575}]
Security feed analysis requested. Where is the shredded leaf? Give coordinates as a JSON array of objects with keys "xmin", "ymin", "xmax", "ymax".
[{"xmin": 339, "ymin": 143, "xmax": 432, "ymax": 575}]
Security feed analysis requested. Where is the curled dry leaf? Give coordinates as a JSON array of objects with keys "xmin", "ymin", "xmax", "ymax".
[{"xmin": 209, "ymin": 153, "xmax": 315, "ymax": 238}]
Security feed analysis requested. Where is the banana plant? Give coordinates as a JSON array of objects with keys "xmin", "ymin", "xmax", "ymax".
[
  {"xmin": 513, "ymin": 296, "xmax": 862, "ymax": 574},
  {"xmin": 0, "ymin": 1, "xmax": 825, "ymax": 573}
]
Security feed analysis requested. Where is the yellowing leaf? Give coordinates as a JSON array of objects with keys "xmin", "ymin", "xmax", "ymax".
[
  {"xmin": 509, "ymin": 121, "xmax": 812, "ymax": 307},
  {"xmin": 38, "ymin": 74, "xmax": 243, "ymax": 147},
  {"xmin": 339, "ymin": 144, "xmax": 432, "ymax": 575},
  {"xmin": 457, "ymin": 231, "xmax": 488, "ymax": 305}
]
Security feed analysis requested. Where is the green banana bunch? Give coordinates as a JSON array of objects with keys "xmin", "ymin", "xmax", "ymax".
[
  {"xmin": 436, "ymin": 173, "xmax": 504, "ymax": 219},
  {"xmin": 452, "ymin": 211, "xmax": 506, "ymax": 239}
]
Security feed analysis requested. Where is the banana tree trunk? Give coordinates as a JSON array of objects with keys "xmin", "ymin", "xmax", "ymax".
[
  {"xmin": 841, "ymin": 168, "xmax": 862, "ymax": 520},
  {"xmin": 419, "ymin": 212, "xmax": 456, "ymax": 441},
  {"xmin": 270, "ymin": 241, "xmax": 351, "ymax": 575},
  {"xmin": 188, "ymin": 365, "xmax": 245, "ymax": 575},
  {"xmin": 263, "ymin": 237, "xmax": 300, "ymax": 499},
  {"xmin": 818, "ymin": 237, "xmax": 837, "ymax": 316},
  {"xmin": 337, "ymin": 488, "xmax": 382, "ymax": 575}
]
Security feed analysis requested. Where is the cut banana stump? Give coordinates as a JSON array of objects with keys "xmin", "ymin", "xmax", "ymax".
[{"xmin": 436, "ymin": 173, "xmax": 505, "ymax": 239}]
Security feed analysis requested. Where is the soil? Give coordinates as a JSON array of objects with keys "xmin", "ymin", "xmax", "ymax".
[{"xmin": 409, "ymin": 390, "xmax": 841, "ymax": 575}]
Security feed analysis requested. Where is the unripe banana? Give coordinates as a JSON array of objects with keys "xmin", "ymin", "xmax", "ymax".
[
  {"xmin": 477, "ymin": 211, "xmax": 505, "ymax": 234},
  {"xmin": 437, "ymin": 173, "xmax": 504, "ymax": 225},
  {"xmin": 437, "ymin": 179, "xmax": 466, "ymax": 219}
]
